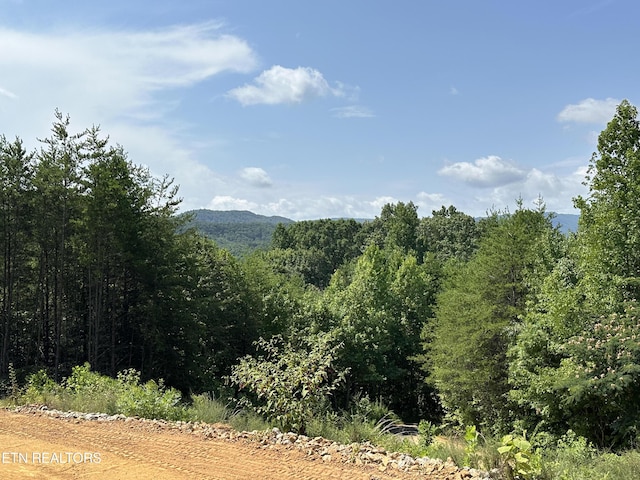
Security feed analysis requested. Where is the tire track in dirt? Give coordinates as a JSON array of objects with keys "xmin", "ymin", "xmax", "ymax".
[{"xmin": 0, "ymin": 410, "xmax": 433, "ymax": 479}]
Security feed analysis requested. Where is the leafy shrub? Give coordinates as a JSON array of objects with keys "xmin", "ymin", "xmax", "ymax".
[
  {"xmin": 64, "ymin": 363, "xmax": 120, "ymax": 413},
  {"xmin": 114, "ymin": 368, "xmax": 185, "ymax": 420},
  {"xmin": 21, "ymin": 369, "xmax": 63, "ymax": 406},
  {"xmin": 229, "ymin": 332, "xmax": 347, "ymax": 433},
  {"xmin": 188, "ymin": 393, "xmax": 233, "ymax": 424},
  {"xmin": 418, "ymin": 420, "xmax": 438, "ymax": 447},
  {"xmin": 18, "ymin": 364, "xmax": 186, "ymax": 421},
  {"xmin": 498, "ymin": 432, "xmax": 542, "ymax": 480}
]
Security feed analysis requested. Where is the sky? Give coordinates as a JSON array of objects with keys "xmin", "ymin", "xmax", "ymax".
[{"xmin": 0, "ymin": 0, "xmax": 637, "ymax": 220}]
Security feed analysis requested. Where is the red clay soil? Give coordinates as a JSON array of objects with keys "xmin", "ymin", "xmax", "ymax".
[{"xmin": 0, "ymin": 409, "xmax": 469, "ymax": 480}]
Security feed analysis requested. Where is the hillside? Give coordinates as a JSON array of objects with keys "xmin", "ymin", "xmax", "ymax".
[{"xmin": 180, "ymin": 209, "xmax": 294, "ymax": 256}]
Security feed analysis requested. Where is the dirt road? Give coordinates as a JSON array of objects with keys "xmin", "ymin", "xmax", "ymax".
[{"xmin": 0, "ymin": 409, "xmax": 471, "ymax": 480}]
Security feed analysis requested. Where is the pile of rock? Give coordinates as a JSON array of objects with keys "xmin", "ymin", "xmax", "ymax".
[
  {"xmin": 240, "ymin": 428, "xmax": 492, "ymax": 479},
  {"xmin": 10, "ymin": 406, "xmax": 494, "ymax": 479}
]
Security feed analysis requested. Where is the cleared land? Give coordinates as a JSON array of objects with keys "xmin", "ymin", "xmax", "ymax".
[{"xmin": 0, "ymin": 410, "xmax": 468, "ymax": 480}]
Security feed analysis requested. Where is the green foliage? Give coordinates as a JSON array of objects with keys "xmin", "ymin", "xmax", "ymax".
[
  {"xmin": 229, "ymin": 333, "xmax": 347, "ymax": 433},
  {"xmin": 182, "ymin": 209, "xmax": 293, "ymax": 257},
  {"xmin": 426, "ymin": 206, "xmax": 563, "ymax": 431},
  {"xmin": 541, "ymin": 431, "xmax": 640, "ymax": 480},
  {"xmin": 508, "ymin": 100, "xmax": 640, "ymax": 449},
  {"xmin": 21, "ymin": 369, "xmax": 63, "ymax": 406},
  {"xmin": 498, "ymin": 433, "xmax": 542, "ymax": 480},
  {"xmin": 361, "ymin": 201, "xmax": 419, "ymax": 254},
  {"xmin": 464, "ymin": 425, "xmax": 480, "ymax": 466},
  {"xmin": 418, "ymin": 419, "xmax": 439, "ymax": 447},
  {"xmin": 19, "ymin": 363, "xmax": 185, "ymax": 420},
  {"xmin": 114, "ymin": 368, "xmax": 185, "ymax": 420},
  {"xmin": 417, "ymin": 205, "xmax": 479, "ymax": 262},
  {"xmin": 574, "ymin": 100, "xmax": 640, "ymax": 309},
  {"xmin": 552, "ymin": 301, "xmax": 640, "ymax": 447},
  {"xmin": 324, "ymin": 245, "xmax": 438, "ymax": 418},
  {"xmin": 270, "ymin": 218, "xmax": 364, "ymax": 288}
]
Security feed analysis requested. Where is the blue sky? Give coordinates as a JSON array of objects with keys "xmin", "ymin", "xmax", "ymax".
[{"xmin": 0, "ymin": 0, "xmax": 637, "ymax": 219}]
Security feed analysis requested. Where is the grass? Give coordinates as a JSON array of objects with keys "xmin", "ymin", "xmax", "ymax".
[
  {"xmin": 541, "ymin": 444, "xmax": 640, "ymax": 480},
  {"xmin": 188, "ymin": 393, "xmax": 270, "ymax": 431}
]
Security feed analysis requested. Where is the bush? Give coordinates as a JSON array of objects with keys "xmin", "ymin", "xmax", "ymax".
[
  {"xmin": 498, "ymin": 432, "xmax": 542, "ymax": 480},
  {"xmin": 17, "ymin": 363, "xmax": 187, "ymax": 421},
  {"xmin": 114, "ymin": 369, "xmax": 186, "ymax": 420},
  {"xmin": 229, "ymin": 332, "xmax": 347, "ymax": 433},
  {"xmin": 63, "ymin": 363, "xmax": 121, "ymax": 413}
]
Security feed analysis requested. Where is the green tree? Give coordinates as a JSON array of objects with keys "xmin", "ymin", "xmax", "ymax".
[
  {"xmin": 425, "ymin": 206, "xmax": 562, "ymax": 431},
  {"xmin": 575, "ymin": 99, "xmax": 640, "ymax": 307},
  {"xmin": 362, "ymin": 202, "xmax": 420, "ymax": 254},
  {"xmin": 0, "ymin": 136, "xmax": 34, "ymax": 374},
  {"xmin": 417, "ymin": 205, "xmax": 479, "ymax": 263},
  {"xmin": 271, "ymin": 219, "xmax": 364, "ymax": 288},
  {"xmin": 509, "ymin": 101, "xmax": 640, "ymax": 448},
  {"xmin": 241, "ymin": 250, "xmax": 308, "ymax": 338},
  {"xmin": 32, "ymin": 111, "xmax": 86, "ymax": 378},
  {"xmin": 178, "ymin": 234, "xmax": 259, "ymax": 391},
  {"xmin": 324, "ymin": 245, "xmax": 438, "ymax": 418}
]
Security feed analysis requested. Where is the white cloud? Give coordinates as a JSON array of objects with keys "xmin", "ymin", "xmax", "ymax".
[
  {"xmin": 205, "ymin": 193, "xmax": 412, "ymax": 220},
  {"xmin": 450, "ymin": 86, "xmax": 459, "ymax": 95},
  {"xmin": 459, "ymin": 165, "xmax": 589, "ymax": 216},
  {"xmin": 331, "ymin": 105, "xmax": 375, "ymax": 118},
  {"xmin": 207, "ymin": 196, "xmax": 259, "ymax": 212},
  {"xmin": 227, "ymin": 65, "xmax": 344, "ymax": 106},
  {"xmin": 240, "ymin": 167, "xmax": 272, "ymax": 187},
  {"xmin": 0, "ymin": 22, "xmax": 258, "ymax": 213},
  {"xmin": 0, "ymin": 86, "xmax": 17, "ymax": 99},
  {"xmin": 201, "ymin": 159, "xmax": 588, "ymax": 220},
  {"xmin": 369, "ymin": 196, "xmax": 399, "ymax": 211},
  {"xmin": 416, "ymin": 192, "xmax": 451, "ymax": 213},
  {"xmin": 438, "ymin": 155, "xmax": 527, "ymax": 188},
  {"xmin": 557, "ymin": 97, "xmax": 620, "ymax": 124},
  {"xmin": 0, "ymin": 22, "xmax": 257, "ymax": 139}
]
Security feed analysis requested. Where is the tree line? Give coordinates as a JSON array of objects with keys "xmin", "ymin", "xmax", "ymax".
[{"xmin": 2, "ymin": 102, "xmax": 640, "ymax": 450}]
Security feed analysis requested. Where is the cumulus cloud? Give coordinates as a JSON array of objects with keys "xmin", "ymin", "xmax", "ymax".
[
  {"xmin": 240, "ymin": 167, "xmax": 272, "ymax": 187},
  {"xmin": 331, "ymin": 105, "xmax": 375, "ymax": 118},
  {"xmin": 227, "ymin": 65, "xmax": 344, "ymax": 106},
  {"xmin": 207, "ymin": 195, "xmax": 259, "ymax": 212},
  {"xmin": 557, "ymin": 97, "xmax": 620, "ymax": 124},
  {"xmin": 438, "ymin": 155, "xmax": 527, "ymax": 188},
  {"xmin": 202, "ymin": 159, "xmax": 588, "ymax": 220},
  {"xmin": 456, "ymin": 165, "xmax": 589, "ymax": 216}
]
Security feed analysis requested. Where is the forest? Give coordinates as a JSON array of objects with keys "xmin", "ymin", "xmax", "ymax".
[{"xmin": 2, "ymin": 102, "xmax": 640, "ymax": 477}]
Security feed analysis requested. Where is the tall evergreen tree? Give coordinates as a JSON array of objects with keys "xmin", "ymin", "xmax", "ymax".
[
  {"xmin": 425, "ymin": 206, "xmax": 561, "ymax": 431},
  {"xmin": 0, "ymin": 136, "xmax": 34, "ymax": 374}
]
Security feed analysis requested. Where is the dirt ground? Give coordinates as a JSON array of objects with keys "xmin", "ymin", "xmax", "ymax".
[{"xmin": 0, "ymin": 410, "xmax": 462, "ymax": 480}]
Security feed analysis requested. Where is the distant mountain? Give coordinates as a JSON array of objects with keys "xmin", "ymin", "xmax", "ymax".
[
  {"xmin": 180, "ymin": 209, "xmax": 294, "ymax": 256},
  {"xmin": 552, "ymin": 213, "xmax": 579, "ymax": 234},
  {"xmin": 185, "ymin": 209, "xmax": 294, "ymax": 225}
]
